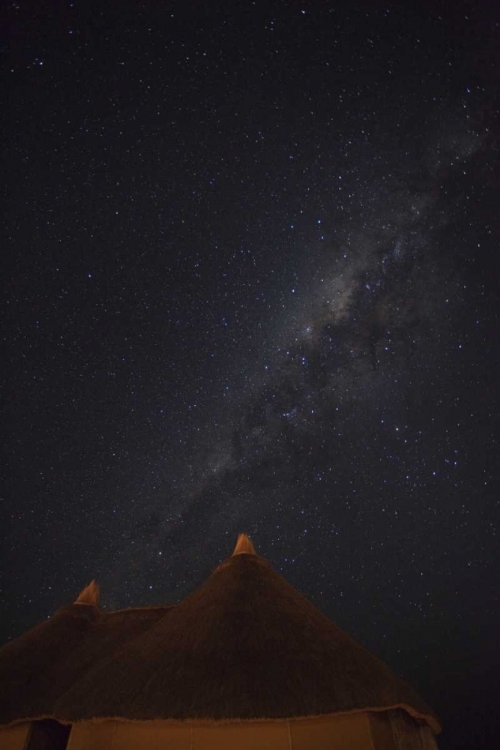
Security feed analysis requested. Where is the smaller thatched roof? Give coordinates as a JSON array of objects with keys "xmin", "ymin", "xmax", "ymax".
[{"xmin": 0, "ymin": 585, "xmax": 173, "ymax": 726}]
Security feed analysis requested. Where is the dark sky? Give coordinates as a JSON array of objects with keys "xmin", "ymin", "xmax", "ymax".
[{"xmin": 2, "ymin": 1, "xmax": 499, "ymax": 747}]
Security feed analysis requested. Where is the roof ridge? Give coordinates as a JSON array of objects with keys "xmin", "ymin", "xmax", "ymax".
[
  {"xmin": 232, "ymin": 533, "xmax": 256, "ymax": 555},
  {"xmin": 75, "ymin": 581, "xmax": 100, "ymax": 607}
]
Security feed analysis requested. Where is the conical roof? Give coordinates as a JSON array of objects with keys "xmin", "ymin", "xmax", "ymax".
[
  {"xmin": 53, "ymin": 537, "xmax": 440, "ymax": 733},
  {"xmin": 0, "ymin": 585, "xmax": 172, "ymax": 726},
  {"xmin": 0, "ymin": 593, "xmax": 99, "ymax": 724}
]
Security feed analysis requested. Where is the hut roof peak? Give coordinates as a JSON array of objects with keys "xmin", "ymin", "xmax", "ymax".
[
  {"xmin": 232, "ymin": 533, "xmax": 257, "ymax": 556},
  {"xmin": 75, "ymin": 580, "xmax": 100, "ymax": 607}
]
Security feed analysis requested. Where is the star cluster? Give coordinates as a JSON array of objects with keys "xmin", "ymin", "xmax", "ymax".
[{"xmin": 2, "ymin": 3, "xmax": 499, "ymax": 749}]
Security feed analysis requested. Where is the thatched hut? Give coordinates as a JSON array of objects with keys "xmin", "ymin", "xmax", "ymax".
[{"xmin": 0, "ymin": 535, "xmax": 440, "ymax": 749}]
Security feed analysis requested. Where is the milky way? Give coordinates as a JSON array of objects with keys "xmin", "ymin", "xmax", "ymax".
[
  {"xmin": 4, "ymin": 4, "xmax": 499, "ymax": 748},
  {"xmin": 99, "ymin": 115, "xmax": 487, "ymax": 595}
]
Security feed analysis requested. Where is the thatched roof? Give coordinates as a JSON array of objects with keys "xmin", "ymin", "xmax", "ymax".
[
  {"xmin": 0, "ymin": 536, "xmax": 440, "ymax": 734},
  {"xmin": 0, "ymin": 590, "xmax": 172, "ymax": 726}
]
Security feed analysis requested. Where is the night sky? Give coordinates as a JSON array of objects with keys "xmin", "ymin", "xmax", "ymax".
[{"xmin": 2, "ymin": 2, "xmax": 499, "ymax": 748}]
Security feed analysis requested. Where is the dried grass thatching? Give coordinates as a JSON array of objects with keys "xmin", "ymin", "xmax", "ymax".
[
  {"xmin": 0, "ymin": 599, "xmax": 173, "ymax": 726},
  {"xmin": 0, "ymin": 536, "xmax": 440, "ymax": 735},
  {"xmin": 56, "ymin": 550, "xmax": 440, "ymax": 733}
]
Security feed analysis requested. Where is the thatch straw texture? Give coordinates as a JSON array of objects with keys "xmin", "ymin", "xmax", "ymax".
[
  {"xmin": 0, "ymin": 603, "xmax": 173, "ymax": 726},
  {"xmin": 53, "ymin": 553, "xmax": 439, "ymax": 733}
]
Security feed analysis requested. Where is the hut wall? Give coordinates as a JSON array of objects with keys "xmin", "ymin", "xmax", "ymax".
[
  {"xmin": 389, "ymin": 710, "xmax": 439, "ymax": 750},
  {"xmin": 67, "ymin": 722, "xmax": 193, "ymax": 750},
  {"xmin": 0, "ymin": 723, "xmax": 30, "ymax": 749},
  {"xmin": 289, "ymin": 713, "xmax": 374, "ymax": 749},
  {"xmin": 369, "ymin": 711, "xmax": 397, "ymax": 749},
  {"xmin": 66, "ymin": 712, "xmax": 395, "ymax": 749},
  {"xmin": 419, "ymin": 725, "xmax": 439, "ymax": 750}
]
